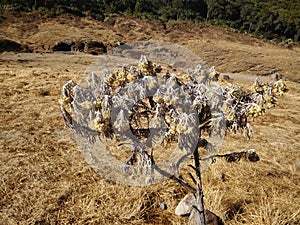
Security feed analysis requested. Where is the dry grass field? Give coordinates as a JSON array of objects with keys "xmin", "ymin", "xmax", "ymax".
[{"xmin": 0, "ymin": 15, "xmax": 299, "ymax": 224}]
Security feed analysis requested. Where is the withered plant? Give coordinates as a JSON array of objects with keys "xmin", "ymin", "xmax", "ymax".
[{"xmin": 59, "ymin": 55, "xmax": 286, "ymax": 225}]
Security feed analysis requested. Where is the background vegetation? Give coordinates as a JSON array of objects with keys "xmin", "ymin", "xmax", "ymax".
[{"xmin": 0, "ymin": 1, "xmax": 299, "ymax": 40}]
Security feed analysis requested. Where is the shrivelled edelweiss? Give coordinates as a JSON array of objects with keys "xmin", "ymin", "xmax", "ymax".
[{"xmin": 59, "ymin": 55, "xmax": 287, "ymax": 184}]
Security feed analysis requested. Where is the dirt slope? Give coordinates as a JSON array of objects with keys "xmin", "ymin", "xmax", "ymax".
[
  {"xmin": 0, "ymin": 15, "xmax": 299, "ymax": 225},
  {"xmin": 1, "ymin": 15, "xmax": 299, "ymax": 81}
]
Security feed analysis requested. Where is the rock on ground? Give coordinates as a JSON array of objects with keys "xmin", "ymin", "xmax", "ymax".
[
  {"xmin": 0, "ymin": 38, "xmax": 31, "ymax": 52},
  {"xmin": 176, "ymin": 193, "xmax": 224, "ymax": 225},
  {"xmin": 51, "ymin": 39, "xmax": 106, "ymax": 55}
]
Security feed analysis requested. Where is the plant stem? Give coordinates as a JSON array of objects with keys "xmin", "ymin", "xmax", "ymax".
[
  {"xmin": 153, "ymin": 164, "xmax": 196, "ymax": 193},
  {"xmin": 189, "ymin": 148, "xmax": 206, "ymax": 225}
]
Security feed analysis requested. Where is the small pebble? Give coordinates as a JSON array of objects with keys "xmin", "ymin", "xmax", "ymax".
[{"xmin": 159, "ymin": 203, "xmax": 168, "ymax": 210}]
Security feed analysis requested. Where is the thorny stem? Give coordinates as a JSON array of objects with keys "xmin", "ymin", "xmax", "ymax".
[
  {"xmin": 170, "ymin": 175, "xmax": 196, "ymax": 193},
  {"xmin": 153, "ymin": 165, "xmax": 196, "ymax": 193},
  {"xmin": 189, "ymin": 148, "xmax": 207, "ymax": 225},
  {"xmin": 201, "ymin": 149, "xmax": 260, "ymax": 163}
]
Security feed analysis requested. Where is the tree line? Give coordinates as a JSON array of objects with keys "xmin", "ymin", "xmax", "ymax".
[{"xmin": 0, "ymin": 0, "xmax": 299, "ymax": 42}]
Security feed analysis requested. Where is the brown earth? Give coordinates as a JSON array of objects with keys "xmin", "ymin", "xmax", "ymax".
[{"xmin": 0, "ymin": 15, "xmax": 299, "ymax": 224}]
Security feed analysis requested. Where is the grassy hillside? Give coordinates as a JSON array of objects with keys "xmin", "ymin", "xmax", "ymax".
[{"xmin": 0, "ymin": 0, "xmax": 299, "ymax": 42}]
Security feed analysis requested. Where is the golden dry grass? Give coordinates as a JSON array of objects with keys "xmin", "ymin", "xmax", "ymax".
[{"xmin": 0, "ymin": 15, "xmax": 299, "ymax": 224}]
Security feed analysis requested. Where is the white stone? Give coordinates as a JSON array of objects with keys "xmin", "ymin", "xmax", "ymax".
[{"xmin": 175, "ymin": 193, "xmax": 196, "ymax": 216}]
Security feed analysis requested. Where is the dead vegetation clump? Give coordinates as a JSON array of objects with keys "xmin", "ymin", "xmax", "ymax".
[{"xmin": 57, "ymin": 45, "xmax": 294, "ymax": 224}]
